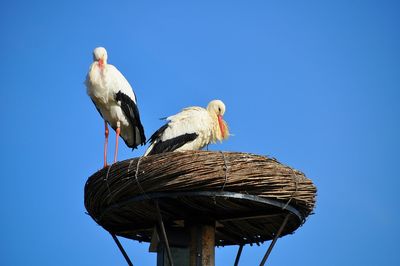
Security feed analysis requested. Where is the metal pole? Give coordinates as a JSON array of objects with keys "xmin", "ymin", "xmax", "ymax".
[
  {"xmin": 234, "ymin": 245, "xmax": 244, "ymax": 266},
  {"xmin": 110, "ymin": 233, "xmax": 133, "ymax": 266},
  {"xmin": 155, "ymin": 200, "xmax": 174, "ymax": 266},
  {"xmin": 189, "ymin": 223, "xmax": 215, "ymax": 266},
  {"xmin": 259, "ymin": 214, "xmax": 290, "ymax": 266},
  {"xmin": 195, "ymin": 225, "xmax": 202, "ymax": 266}
]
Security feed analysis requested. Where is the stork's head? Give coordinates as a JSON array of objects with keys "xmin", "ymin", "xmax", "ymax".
[
  {"xmin": 93, "ymin": 47, "xmax": 108, "ymax": 68},
  {"xmin": 207, "ymin": 99, "xmax": 229, "ymax": 141}
]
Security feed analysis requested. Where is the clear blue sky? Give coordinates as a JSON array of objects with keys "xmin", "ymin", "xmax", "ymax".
[{"xmin": 1, "ymin": 0, "xmax": 399, "ymax": 265}]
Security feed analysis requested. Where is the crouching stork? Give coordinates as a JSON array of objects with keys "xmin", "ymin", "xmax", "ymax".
[{"xmin": 144, "ymin": 100, "xmax": 229, "ymax": 156}]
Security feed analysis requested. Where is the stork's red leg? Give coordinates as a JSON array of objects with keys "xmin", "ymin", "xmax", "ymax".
[
  {"xmin": 114, "ymin": 127, "xmax": 120, "ymax": 163},
  {"xmin": 104, "ymin": 121, "xmax": 109, "ymax": 168}
]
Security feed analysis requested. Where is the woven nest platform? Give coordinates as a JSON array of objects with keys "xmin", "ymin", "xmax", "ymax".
[{"xmin": 84, "ymin": 151, "xmax": 317, "ymax": 246}]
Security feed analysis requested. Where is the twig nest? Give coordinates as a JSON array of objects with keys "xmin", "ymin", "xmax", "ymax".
[{"xmin": 84, "ymin": 151, "xmax": 317, "ymax": 246}]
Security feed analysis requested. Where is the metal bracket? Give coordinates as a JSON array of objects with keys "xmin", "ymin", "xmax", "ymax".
[
  {"xmin": 259, "ymin": 214, "xmax": 290, "ymax": 266},
  {"xmin": 110, "ymin": 233, "xmax": 133, "ymax": 266},
  {"xmin": 234, "ymin": 244, "xmax": 244, "ymax": 266},
  {"xmin": 155, "ymin": 200, "xmax": 174, "ymax": 266}
]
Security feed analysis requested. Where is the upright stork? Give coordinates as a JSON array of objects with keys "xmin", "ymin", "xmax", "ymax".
[
  {"xmin": 144, "ymin": 100, "xmax": 229, "ymax": 156},
  {"xmin": 85, "ymin": 47, "xmax": 146, "ymax": 167}
]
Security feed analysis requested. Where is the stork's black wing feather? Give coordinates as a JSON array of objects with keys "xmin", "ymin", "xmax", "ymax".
[
  {"xmin": 115, "ymin": 91, "xmax": 146, "ymax": 148},
  {"xmin": 146, "ymin": 124, "xmax": 198, "ymax": 155}
]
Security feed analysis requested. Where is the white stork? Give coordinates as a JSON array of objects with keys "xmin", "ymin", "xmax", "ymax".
[
  {"xmin": 85, "ymin": 47, "xmax": 146, "ymax": 167},
  {"xmin": 144, "ymin": 100, "xmax": 229, "ymax": 156}
]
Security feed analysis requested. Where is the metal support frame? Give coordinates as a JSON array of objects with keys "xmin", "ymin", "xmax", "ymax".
[
  {"xmin": 155, "ymin": 200, "xmax": 174, "ymax": 266},
  {"xmin": 259, "ymin": 214, "xmax": 291, "ymax": 266},
  {"xmin": 234, "ymin": 245, "xmax": 244, "ymax": 266},
  {"xmin": 103, "ymin": 191, "xmax": 300, "ymax": 266},
  {"xmin": 110, "ymin": 233, "xmax": 133, "ymax": 266},
  {"xmin": 101, "ymin": 191, "xmax": 303, "ymax": 222}
]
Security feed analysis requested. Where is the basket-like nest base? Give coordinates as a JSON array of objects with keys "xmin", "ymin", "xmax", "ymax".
[{"xmin": 84, "ymin": 151, "xmax": 316, "ymax": 246}]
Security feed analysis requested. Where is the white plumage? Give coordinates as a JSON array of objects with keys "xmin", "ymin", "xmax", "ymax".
[
  {"xmin": 144, "ymin": 100, "xmax": 229, "ymax": 156},
  {"xmin": 85, "ymin": 47, "xmax": 146, "ymax": 166}
]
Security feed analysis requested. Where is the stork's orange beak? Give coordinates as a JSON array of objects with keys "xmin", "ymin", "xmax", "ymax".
[{"xmin": 218, "ymin": 115, "xmax": 225, "ymax": 138}]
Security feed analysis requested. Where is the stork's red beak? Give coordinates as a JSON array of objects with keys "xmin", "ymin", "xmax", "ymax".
[
  {"xmin": 98, "ymin": 59, "xmax": 104, "ymax": 67},
  {"xmin": 218, "ymin": 115, "xmax": 225, "ymax": 138}
]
